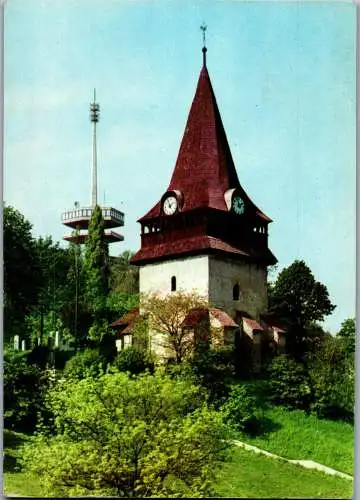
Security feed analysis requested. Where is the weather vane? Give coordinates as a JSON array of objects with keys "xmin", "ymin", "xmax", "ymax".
[{"xmin": 200, "ymin": 23, "xmax": 207, "ymax": 48}]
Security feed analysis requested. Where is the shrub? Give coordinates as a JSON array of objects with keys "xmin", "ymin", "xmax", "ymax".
[
  {"xmin": 308, "ymin": 337, "xmax": 354, "ymax": 421},
  {"xmin": 63, "ymin": 349, "xmax": 106, "ymax": 380},
  {"xmin": 266, "ymin": 355, "xmax": 312, "ymax": 411},
  {"xmin": 188, "ymin": 346, "xmax": 236, "ymax": 406},
  {"xmin": 112, "ymin": 347, "xmax": 154, "ymax": 375},
  {"xmin": 4, "ymin": 348, "xmax": 47, "ymax": 432},
  {"xmin": 20, "ymin": 371, "xmax": 230, "ymax": 497},
  {"xmin": 221, "ymin": 384, "xmax": 264, "ymax": 435}
]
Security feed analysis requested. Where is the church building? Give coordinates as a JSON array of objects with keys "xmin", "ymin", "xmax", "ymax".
[{"xmin": 113, "ymin": 39, "xmax": 285, "ymax": 370}]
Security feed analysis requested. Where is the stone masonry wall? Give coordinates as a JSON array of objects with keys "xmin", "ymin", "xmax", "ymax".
[{"xmin": 208, "ymin": 255, "xmax": 268, "ymax": 321}]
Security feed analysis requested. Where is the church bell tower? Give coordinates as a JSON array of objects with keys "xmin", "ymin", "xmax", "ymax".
[{"xmin": 132, "ymin": 32, "xmax": 277, "ymax": 322}]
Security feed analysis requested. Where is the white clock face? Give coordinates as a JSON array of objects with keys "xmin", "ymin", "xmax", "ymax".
[{"xmin": 163, "ymin": 196, "xmax": 178, "ymax": 215}]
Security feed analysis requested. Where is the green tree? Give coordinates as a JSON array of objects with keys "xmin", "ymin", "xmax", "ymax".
[
  {"xmin": 109, "ymin": 250, "xmax": 139, "ymax": 294},
  {"xmin": 336, "ymin": 318, "xmax": 355, "ymax": 355},
  {"xmin": 308, "ymin": 335, "xmax": 354, "ymax": 421},
  {"xmin": 84, "ymin": 205, "xmax": 110, "ymax": 305},
  {"xmin": 188, "ymin": 346, "xmax": 235, "ymax": 405},
  {"xmin": 269, "ymin": 260, "xmax": 335, "ymax": 358},
  {"xmin": 29, "ymin": 236, "xmax": 75, "ymax": 345},
  {"xmin": 3, "ymin": 205, "xmax": 42, "ymax": 342},
  {"xmin": 106, "ymin": 291, "xmax": 139, "ymax": 322},
  {"xmin": 83, "ymin": 205, "xmax": 110, "ymax": 342},
  {"xmin": 61, "ymin": 239, "xmax": 92, "ymax": 347},
  {"xmin": 221, "ymin": 384, "xmax": 264, "ymax": 435},
  {"xmin": 266, "ymin": 355, "xmax": 312, "ymax": 410},
  {"xmin": 63, "ymin": 348, "xmax": 107, "ymax": 380},
  {"xmin": 21, "ymin": 371, "xmax": 229, "ymax": 497},
  {"xmin": 4, "ymin": 347, "xmax": 47, "ymax": 432},
  {"xmin": 113, "ymin": 346, "xmax": 154, "ymax": 375}
]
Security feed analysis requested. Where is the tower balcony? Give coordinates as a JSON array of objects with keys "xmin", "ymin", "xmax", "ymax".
[
  {"xmin": 62, "ymin": 206, "xmax": 124, "ymax": 230},
  {"xmin": 63, "ymin": 229, "xmax": 124, "ymax": 244}
]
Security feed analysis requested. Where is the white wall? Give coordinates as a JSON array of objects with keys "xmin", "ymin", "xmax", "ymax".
[
  {"xmin": 138, "ymin": 253, "xmax": 268, "ymax": 360},
  {"xmin": 209, "ymin": 255, "xmax": 267, "ymax": 320},
  {"xmin": 139, "ymin": 255, "xmax": 210, "ymax": 300}
]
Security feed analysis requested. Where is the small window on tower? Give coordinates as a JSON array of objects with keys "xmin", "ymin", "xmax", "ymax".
[
  {"xmin": 233, "ymin": 284, "xmax": 240, "ymax": 301},
  {"xmin": 171, "ymin": 276, "xmax": 177, "ymax": 292}
]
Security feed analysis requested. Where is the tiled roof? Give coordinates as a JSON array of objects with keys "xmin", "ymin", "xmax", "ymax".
[
  {"xmin": 139, "ymin": 63, "xmax": 271, "ymax": 223},
  {"xmin": 272, "ymin": 326, "xmax": 286, "ymax": 334},
  {"xmin": 132, "ymin": 234, "xmax": 276, "ymax": 264},
  {"xmin": 110, "ymin": 307, "xmax": 140, "ymax": 329},
  {"xmin": 182, "ymin": 307, "xmax": 238, "ymax": 328},
  {"xmin": 182, "ymin": 308, "xmax": 208, "ymax": 327},
  {"xmin": 210, "ymin": 308, "xmax": 238, "ymax": 327},
  {"xmin": 260, "ymin": 314, "xmax": 287, "ymax": 333},
  {"xmin": 243, "ymin": 317, "xmax": 264, "ymax": 331}
]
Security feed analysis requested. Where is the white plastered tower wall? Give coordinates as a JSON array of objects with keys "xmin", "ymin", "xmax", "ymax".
[
  {"xmin": 138, "ymin": 253, "xmax": 268, "ymax": 360},
  {"xmin": 138, "ymin": 253, "xmax": 268, "ymax": 320},
  {"xmin": 139, "ymin": 255, "xmax": 210, "ymax": 360},
  {"xmin": 139, "ymin": 255, "xmax": 210, "ymax": 300},
  {"xmin": 208, "ymin": 255, "xmax": 268, "ymax": 321}
]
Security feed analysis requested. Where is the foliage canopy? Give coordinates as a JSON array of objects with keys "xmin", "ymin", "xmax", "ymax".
[
  {"xmin": 83, "ymin": 205, "xmax": 110, "ymax": 314},
  {"xmin": 21, "ymin": 371, "xmax": 229, "ymax": 497},
  {"xmin": 269, "ymin": 260, "xmax": 335, "ymax": 357},
  {"xmin": 141, "ymin": 291, "xmax": 210, "ymax": 363},
  {"xmin": 3, "ymin": 206, "xmax": 42, "ymax": 341}
]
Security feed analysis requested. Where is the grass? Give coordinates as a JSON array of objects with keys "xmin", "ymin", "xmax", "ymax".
[
  {"xmin": 239, "ymin": 405, "xmax": 354, "ymax": 475},
  {"xmin": 4, "ymin": 407, "xmax": 354, "ymax": 499},
  {"xmin": 214, "ymin": 445, "xmax": 353, "ymax": 498},
  {"xmin": 4, "ymin": 433, "xmax": 353, "ymax": 499},
  {"xmin": 3, "ymin": 429, "xmax": 47, "ymax": 497}
]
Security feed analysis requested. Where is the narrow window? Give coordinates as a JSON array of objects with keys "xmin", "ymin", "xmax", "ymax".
[
  {"xmin": 171, "ymin": 276, "xmax": 177, "ymax": 292},
  {"xmin": 233, "ymin": 284, "xmax": 240, "ymax": 301}
]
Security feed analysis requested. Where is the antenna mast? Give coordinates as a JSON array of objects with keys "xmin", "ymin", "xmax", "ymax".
[{"xmin": 90, "ymin": 88, "xmax": 100, "ymax": 208}]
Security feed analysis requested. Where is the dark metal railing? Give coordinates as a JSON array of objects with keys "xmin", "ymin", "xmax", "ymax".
[{"xmin": 62, "ymin": 206, "xmax": 124, "ymax": 225}]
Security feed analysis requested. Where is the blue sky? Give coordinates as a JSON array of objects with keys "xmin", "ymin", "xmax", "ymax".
[{"xmin": 4, "ymin": 0, "xmax": 356, "ymax": 333}]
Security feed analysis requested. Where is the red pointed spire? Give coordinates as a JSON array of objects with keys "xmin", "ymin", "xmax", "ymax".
[
  {"xmin": 166, "ymin": 63, "xmax": 241, "ymax": 212},
  {"xmin": 133, "ymin": 42, "xmax": 276, "ymax": 266}
]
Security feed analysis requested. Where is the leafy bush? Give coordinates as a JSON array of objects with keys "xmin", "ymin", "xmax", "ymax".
[
  {"xmin": 188, "ymin": 346, "xmax": 236, "ymax": 406},
  {"xmin": 336, "ymin": 318, "xmax": 355, "ymax": 356},
  {"xmin": 266, "ymin": 355, "xmax": 312, "ymax": 411},
  {"xmin": 20, "ymin": 371, "xmax": 230, "ymax": 497},
  {"xmin": 112, "ymin": 347, "xmax": 154, "ymax": 375},
  {"xmin": 4, "ymin": 348, "xmax": 47, "ymax": 432},
  {"xmin": 308, "ymin": 337, "xmax": 354, "ymax": 421},
  {"xmin": 221, "ymin": 384, "xmax": 264, "ymax": 435},
  {"xmin": 63, "ymin": 348, "xmax": 106, "ymax": 380}
]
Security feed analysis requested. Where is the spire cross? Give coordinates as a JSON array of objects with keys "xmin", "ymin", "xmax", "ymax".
[
  {"xmin": 200, "ymin": 23, "xmax": 207, "ymax": 47},
  {"xmin": 200, "ymin": 23, "xmax": 207, "ymax": 66}
]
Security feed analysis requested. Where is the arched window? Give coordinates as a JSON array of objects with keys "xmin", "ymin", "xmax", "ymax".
[
  {"xmin": 233, "ymin": 284, "xmax": 240, "ymax": 301},
  {"xmin": 171, "ymin": 276, "xmax": 177, "ymax": 292}
]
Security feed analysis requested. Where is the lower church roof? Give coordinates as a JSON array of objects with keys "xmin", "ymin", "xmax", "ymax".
[{"xmin": 131, "ymin": 235, "xmax": 276, "ymax": 265}]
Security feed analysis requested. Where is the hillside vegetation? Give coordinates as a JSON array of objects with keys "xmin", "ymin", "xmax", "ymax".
[{"xmin": 240, "ymin": 405, "xmax": 354, "ymax": 475}]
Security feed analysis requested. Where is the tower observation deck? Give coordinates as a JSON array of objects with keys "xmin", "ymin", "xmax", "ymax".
[{"xmin": 62, "ymin": 90, "xmax": 124, "ymax": 245}]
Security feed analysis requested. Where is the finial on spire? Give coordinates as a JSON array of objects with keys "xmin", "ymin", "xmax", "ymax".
[{"xmin": 200, "ymin": 23, "xmax": 207, "ymax": 66}]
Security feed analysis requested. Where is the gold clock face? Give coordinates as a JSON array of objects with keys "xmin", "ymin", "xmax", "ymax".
[
  {"xmin": 232, "ymin": 195, "xmax": 245, "ymax": 215},
  {"xmin": 163, "ymin": 196, "xmax": 178, "ymax": 215}
]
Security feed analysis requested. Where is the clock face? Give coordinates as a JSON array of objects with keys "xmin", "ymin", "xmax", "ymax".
[
  {"xmin": 232, "ymin": 195, "xmax": 245, "ymax": 215},
  {"xmin": 163, "ymin": 195, "xmax": 178, "ymax": 215}
]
